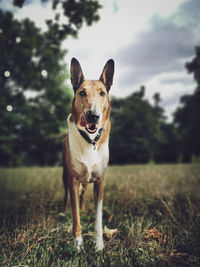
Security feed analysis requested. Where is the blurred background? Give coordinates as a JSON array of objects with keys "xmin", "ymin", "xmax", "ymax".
[{"xmin": 0, "ymin": 0, "xmax": 200, "ymax": 166}]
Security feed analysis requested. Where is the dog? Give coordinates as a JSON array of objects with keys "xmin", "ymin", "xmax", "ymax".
[{"xmin": 62, "ymin": 58, "xmax": 114, "ymax": 251}]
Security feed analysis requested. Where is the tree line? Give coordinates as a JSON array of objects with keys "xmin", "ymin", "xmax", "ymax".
[
  {"xmin": 109, "ymin": 47, "xmax": 200, "ymax": 164},
  {"xmin": 0, "ymin": 1, "xmax": 200, "ymax": 166}
]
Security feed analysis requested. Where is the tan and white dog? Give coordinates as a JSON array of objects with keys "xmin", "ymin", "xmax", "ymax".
[{"xmin": 63, "ymin": 58, "xmax": 114, "ymax": 251}]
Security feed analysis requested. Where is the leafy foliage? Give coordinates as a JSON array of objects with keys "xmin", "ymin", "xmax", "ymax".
[
  {"xmin": 13, "ymin": 0, "xmax": 102, "ymax": 41},
  {"xmin": 110, "ymin": 87, "xmax": 178, "ymax": 164},
  {"xmin": 0, "ymin": 10, "xmax": 72, "ymax": 166},
  {"xmin": 174, "ymin": 46, "xmax": 200, "ymax": 162},
  {"xmin": 0, "ymin": 0, "xmax": 102, "ymax": 166}
]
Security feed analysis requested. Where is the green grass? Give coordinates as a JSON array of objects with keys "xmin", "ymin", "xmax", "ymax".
[{"xmin": 0, "ymin": 164, "xmax": 200, "ymax": 266}]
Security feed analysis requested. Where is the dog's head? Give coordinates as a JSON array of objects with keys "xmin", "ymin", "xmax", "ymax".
[{"xmin": 70, "ymin": 58, "xmax": 114, "ymax": 134}]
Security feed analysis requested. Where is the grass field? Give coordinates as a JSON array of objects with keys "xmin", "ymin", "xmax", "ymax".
[{"xmin": 0, "ymin": 164, "xmax": 200, "ymax": 266}]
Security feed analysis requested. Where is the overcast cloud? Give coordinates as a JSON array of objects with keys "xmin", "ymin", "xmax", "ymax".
[
  {"xmin": 1, "ymin": 0, "xmax": 199, "ymax": 120},
  {"xmin": 117, "ymin": 0, "xmax": 200, "ymax": 88}
]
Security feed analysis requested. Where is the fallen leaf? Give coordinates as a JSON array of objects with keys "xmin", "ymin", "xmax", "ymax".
[
  {"xmin": 103, "ymin": 226, "xmax": 117, "ymax": 240},
  {"xmin": 143, "ymin": 227, "xmax": 164, "ymax": 242}
]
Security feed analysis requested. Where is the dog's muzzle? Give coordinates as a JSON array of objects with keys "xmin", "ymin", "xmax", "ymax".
[
  {"xmin": 85, "ymin": 110, "xmax": 100, "ymax": 124},
  {"xmin": 80, "ymin": 110, "xmax": 100, "ymax": 134}
]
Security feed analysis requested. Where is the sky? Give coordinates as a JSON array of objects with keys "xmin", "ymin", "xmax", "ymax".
[{"xmin": 1, "ymin": 0, "xmax": 200, "ymax": 120}]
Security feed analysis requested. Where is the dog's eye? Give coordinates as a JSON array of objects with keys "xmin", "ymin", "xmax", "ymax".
[
  {"xmin": 79, "ymin": 90, "xmax": 86, "ymax": 97},
  {"xmin": 100, "ymin": 91, "xmax": 105, "ymax": 96}
]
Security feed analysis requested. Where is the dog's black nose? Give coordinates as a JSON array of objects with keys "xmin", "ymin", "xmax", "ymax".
[{"xmin": 86, "ymin": 110, "xmax": 100, "ymax": 123}]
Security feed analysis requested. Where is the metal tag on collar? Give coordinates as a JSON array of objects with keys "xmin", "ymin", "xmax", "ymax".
[{"xmin": 93, "ymin": 141, "xmax": 97, "ymax": 150}]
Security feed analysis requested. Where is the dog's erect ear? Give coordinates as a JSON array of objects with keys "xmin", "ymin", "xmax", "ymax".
[
  {"xmin": 99, "ymin": 59, "xmax": 114, "ymax": 92},
  {"xmin": 70, "ymin": 58, "xmax": 84, "ymax": 93}
]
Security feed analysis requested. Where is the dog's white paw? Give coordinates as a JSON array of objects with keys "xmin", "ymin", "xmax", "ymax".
[
  {"xmin": 95, "ymin": 236, "xmax": 104, "ymax": 251},
  {"xmin": 74, "ymin": 236, "xmax": 83, "ymax": 252}
]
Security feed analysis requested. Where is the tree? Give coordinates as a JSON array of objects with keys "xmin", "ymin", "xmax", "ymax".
[
  {"xmin": 0, "ymin": 10, "xmax": 70, "ymax": 165},
  {"xmin": 13, "ymin": 0, "xmax": 101, "ymax": 41},
  {"xmin": 186, "ymin": 46, "xmax": 200, "ymax": 89},
  {"xmin": 153, "ymin": 92, "xmax": 161, "ymax": 107},
  {"xmin": 110, "ymin": 87, "xmax": 179, "ymax": 164},
  {"xmin": 173, "ymin": 46, "xmax": 200, "ymax": 162},
  {"xmin": 110, "ymin": 89, "xmax": 159, "ymax": 164},
  {"xmin": 0, "ymin": 1, "xmax": 101, "ymax": 166},
  {"xmin": 132, "ymin": 85, "xmax": 145, "ymax": 99},
  {"xmin": 153, "ymin": 122, "xmax": 178, "ymax": 163}
]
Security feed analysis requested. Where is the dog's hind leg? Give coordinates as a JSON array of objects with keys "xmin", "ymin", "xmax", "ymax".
[
  {"xmin": 79, "ymin": 183, "xmax": 88, "ymax": 211},
  {"xmin": 94, "ymin": 178, "xmax": 104, "ymax": 251}
]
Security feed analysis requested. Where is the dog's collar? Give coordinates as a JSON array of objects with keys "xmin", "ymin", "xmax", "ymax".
[{"xmin": 78, "ymin": 127, "xmax": 104, "ymax": 150}]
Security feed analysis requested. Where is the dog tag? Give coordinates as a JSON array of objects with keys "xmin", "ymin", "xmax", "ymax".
[{"xmin": 93, "ymin": 142, "xmax": 97, "ymax": 150}]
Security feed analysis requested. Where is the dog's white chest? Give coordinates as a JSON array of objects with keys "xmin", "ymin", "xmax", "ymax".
[
  {"xmin": 72, "ymin": 145, "xmax": 108, "ymax": 182},
  {"xmin": 68, "ymin": 117, "xmax": 109, "ymax": 182}
]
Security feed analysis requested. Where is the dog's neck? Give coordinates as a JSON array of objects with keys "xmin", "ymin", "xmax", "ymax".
[
  {"xmin": 77, "ymin": 127, "xmax": 104, "ymax": 150},
  {"xmin": 68, "ymin": 114, "xmax": 105, "ymax": 150}
]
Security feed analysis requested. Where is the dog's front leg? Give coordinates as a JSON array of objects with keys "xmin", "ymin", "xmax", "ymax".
[
  {"xmin": 94, "ymin": 179, "xmax": 104, "ymax": 251},
  {"xmin": 69, "ymin": 177, "xmax": 83, "ymax": 251}
]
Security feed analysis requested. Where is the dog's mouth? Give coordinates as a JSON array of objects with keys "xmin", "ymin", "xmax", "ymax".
[
  {"xmin": 85, "ymin": 123, "xmax": 98, "ymax": 134},
  {"xmin": 80, "ymin": 114, "xmax": 98, "ymax": 134}
]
